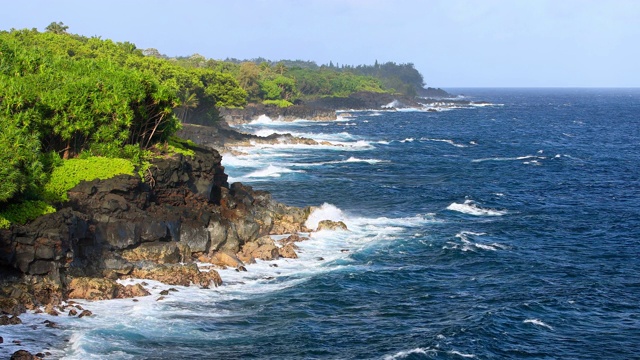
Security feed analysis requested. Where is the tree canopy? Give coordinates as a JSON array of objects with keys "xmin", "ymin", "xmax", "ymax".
[{"xmin": 0, "ymin": 24, "xmax": 432, "ymax": 205}]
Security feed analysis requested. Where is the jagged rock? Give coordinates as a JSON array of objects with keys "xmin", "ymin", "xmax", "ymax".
[
  {"xmin": 0, "ymin": 142, "xmax": 313, "ymax": 317},
  {"xmin": 129, "ymin": 263, "xmax": 222, "ymax": 287},
  {"xmin": 180, "ymin": 223, "xmax": 210, "ymax": 253},
  {"xmin": 121, "ymin": 242, "xmax": 181, "ymax": 264},
  {"xmin": 239, "ymin": 237, "xmax": 280, "ymax": 261},
  {"xmin": 67, "ymin": 277, "xmax": 120, "ymax": 300},
  {"xmin": 0, "ymin": 297, "xmax": 26, "ymax": 316},
  {"xmin": 10, "ymin": 350, "xmax": 42, "ymax": 360},
  {"xmin": 43, "ymin": 320, "xmax": 58, "ymax": 328},
  {"xmin": 278, "ymin": 233, "xmax": 309, "ymax": 246},
  {"xmin": 317, "ymin": 220, "xmax": 348, "ymax": 231},
  {"xmin": 68, "ymin": 308, "xmax": 77, "ymax": 316},
  {"xmin": 44, "ymin": 304, "xmax": 59, "ymax": 316},
  {"xmin": 78, "ymin": 310, "xmax": 92, "ymax": 318},
  {"xmin": 206, "ymin": 251, "xmax": 245, "ymax": 269},
  {"xmin": 118, "ymin": 283, "xmax": 151, "ymax": 298},
  {"xmin": 278, "ymin": 244, "xmax": 298, "ymax": 259},
  {"xmin": 0, "ymin": 315, "xmax": 22, "ymax": 325},
  {"xmin": 28, "ymin": 260, "xmax": 56, "ymax": 275}
]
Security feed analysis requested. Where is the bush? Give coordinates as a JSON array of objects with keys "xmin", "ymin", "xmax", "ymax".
[
  {"xmin": 0, "ymin": 200, "xmax": 56, "ymax": 229},
  {"xmin": 262, "ymin": 99, "xmax": 293, "ymax": 108},
  {"xmin": 166, "ymin": 137, "xmax": 196, "ymax": 158},
  {"xmin": 43, "ymin": 157, "xmax": 135, "ymax": 202}
]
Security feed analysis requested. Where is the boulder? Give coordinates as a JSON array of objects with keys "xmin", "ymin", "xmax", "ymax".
[
  {"xmin": 67, "ymin": 277, "xmax": 120, "ymax": 300},
  {"xmin": 121, "ymin": 242, "xmax": 181, "ymax": 264},
  {"xmin": 10, "ymin": 350, "xmax": 41, "ymax": 360},
  {"xmin": 117, "ymin": 283, "xmax": 151, "ymax": 298},
  {"xmin": 0, "ymin": 315, "xmax": 22, "ymax": 325},
  {"xmin": 129, "ymin": 263, "xmax": 222, "ymax": 287},
  {"xmin": 207, "ymin": 251, "xmax": 245, "ymax": 269},
  {"xmin": 239, "ymin": 237, "xmax": 280, "ymax": 261},
  {"xmin": 278, "ymin": 233, "xmax": 309, "ymax": 246},
  {"xmin": 316, "ymin": 220, "xmax": 348, "ymax": 231},
  {"xmin": 278, "ymin": 244, "xmax": 298, "ymax": 259},
  {"xmin": 0, "ymin": 297, "xmax": 26, "ymax": 316},
  {"xmin": 180, "ymin": 223, "xmax": 210, "ymax": 253}
]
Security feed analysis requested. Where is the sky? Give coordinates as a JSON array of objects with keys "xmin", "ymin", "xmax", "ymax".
[{"xmin": 2, "ymin": 0, "xmax": 639, "ymax": 88}]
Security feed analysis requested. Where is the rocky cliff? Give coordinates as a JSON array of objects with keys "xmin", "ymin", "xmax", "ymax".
[
  {"xmin": 0, "ymin": 143, "xmax": 310, "ymax": 316},
  {"xmin": 220, "ymin": 103, "xmax": 337, "ymax": 125}
]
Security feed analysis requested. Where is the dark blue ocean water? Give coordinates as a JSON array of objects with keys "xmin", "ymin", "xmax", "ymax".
[
  {"xmin": 220, "ymin": 88, "xmax": 640, "ymax": 359},
  {"xmin": 5, "ymin": 89, "xmax": 638, "ymax": 359}
]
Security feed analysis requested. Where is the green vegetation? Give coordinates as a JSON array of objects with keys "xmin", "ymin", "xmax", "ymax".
[
  {"xmin": 0, "ymin": 22, "xmax": 431, "ymax": 228},
  {"xmin": 262, "ymin": 99, "xmax": 293, "ymax": 108},
  {"xmin": 43, "ymin": 157, "xmax": 135, "ymax": 202},
  {"xmin": 0, "ymin": 201, "xmax": 56, "ymax": 229},
  {"xmin": 166, "ymin": 137, "xmax": 197, "ymax": 158}
]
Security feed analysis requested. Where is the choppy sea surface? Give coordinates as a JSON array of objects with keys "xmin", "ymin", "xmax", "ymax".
[{"xmin": 2, "ymin": 88, "xmax": 639, "ymax": 359}]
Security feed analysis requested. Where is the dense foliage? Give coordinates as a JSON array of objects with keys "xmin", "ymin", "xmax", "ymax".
[
  {"xmin": 0, "ymin": 27, "xmax": 247, "ymax": 208},
  {"xmin": 222, "ymin": 58, "xmax": 425, "ymax": 99},
  {"xmin": 0, "ymin": 200, "xmax": 56, "ymax": 229},
  {"xmin": 0, "ymin": 23, "xmax": 431, "ymax": 227},
  {"xmin": 43, "ymin": 157, "xmax": 135, "ymax": 203}
]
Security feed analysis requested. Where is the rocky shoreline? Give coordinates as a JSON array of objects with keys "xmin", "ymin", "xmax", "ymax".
[
  {"xmin": 0, "ymin": 89, "xmax": 450, "ymax": 358},
  {"xmin": 0, "ymin": 140, "xmax": 350, "ymax": 358}
]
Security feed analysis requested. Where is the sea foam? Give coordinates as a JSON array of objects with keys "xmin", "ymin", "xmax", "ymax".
[
  {"xmin": 524, "ymin": 319, "xmax": 554, "ymax": 330},
  {"xmin": 446, "ymin": 200, "xmax": 507, "ymax": 216}
]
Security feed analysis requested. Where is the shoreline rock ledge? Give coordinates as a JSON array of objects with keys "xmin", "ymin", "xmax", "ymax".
[{"xmin": 0, "ymin": 143, "xmax": 311, "ymax": 317}]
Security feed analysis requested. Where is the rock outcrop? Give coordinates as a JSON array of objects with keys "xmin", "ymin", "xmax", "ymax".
[
  {"xmin": 0, "ymin": 142, "xmax": 310, "ymax": 312},
  {"xmin": 219, "ymin": 103, "xmax": 337, "ymax": 125}
]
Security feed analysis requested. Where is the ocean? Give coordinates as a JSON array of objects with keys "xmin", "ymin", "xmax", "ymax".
[{"xmin": 3, "ymin": 88, "xmax": 639, "ymax": 359}]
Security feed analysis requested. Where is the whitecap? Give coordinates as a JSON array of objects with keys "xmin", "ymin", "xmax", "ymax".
[
  {"xmin": 383, "ymin": 347, "xmax": 433, "ymax": 360},
  {"xmin": 524, "ymin": 319, "xmax": 553, "ymax": 330},
  {"xmin": 344, "ymin": 157, "xmax": 389, "ymax": 164},
  {"xmin": 245, "ymin": 165, "xmax": 304, "ymax": 178},
  {"xmin": 446, "ymin": 200, "xmax": 507, "ymax": 216},
  {"xmin": 305, "ymin": 203, "xmax": 346, "ymax": 230},
  {"xmin": 472, "ymin": 155, "xmax": 546, "ymax": 163},
  {"xmin": 449, "ymin": 350, "xmax": 477, "ymax": 358},
  {"xmin": 421, "ymin": 138, "xmax": 468, "ymax": 148}
]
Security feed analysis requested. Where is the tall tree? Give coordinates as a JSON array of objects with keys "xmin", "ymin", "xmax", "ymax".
[{"xmin": 45, "ymin": 21, "xmax": 69, "ymax": 34}]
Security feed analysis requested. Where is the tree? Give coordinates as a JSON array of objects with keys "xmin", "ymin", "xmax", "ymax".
[
  {"xmin": 237, "ymin": 62, "xmax": 261, "ymax": 101},
  {"xmin": 45, "ymin": 21, "xmax": 69, "ymax": 35},
  {"xmin": 176, "ymin": 91, "xmax": 199, "ymax": 123}
]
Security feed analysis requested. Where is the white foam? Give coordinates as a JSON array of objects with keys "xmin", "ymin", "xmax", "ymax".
[
  {"xmin": 421, "ymin": 138, "xmax": 468, "ymax": 148},
  {"xmin": 472, "ymin": 155, "xmax": 546, "ymax": 163},
  {"xmin": 305, "ymin": 203, "xmax": 346, "ymax": 230},
  {"xmin": 449, "ymin": 350, "xmax": 477, "ymax": 358},
  {"xmin": 524, "ymin": 319, "xmax": 553, "ymax": 330},
  {"xmin": 445, "ymin": 231, "xmax": 508, "ymax": 252},
  {"xmin": 383, "ymin": 100, "xmax": 401, "ymax": 108},
  {"xmin": 249, "ymin": 114, "xmax": 275, "ymax": 125},
  {"xmin": 14, "ymin": 206, "xmax": 442, "ymax": 358},
  {"xmin": 384, "ymin": 347, "xmax": 434, "ymax": 360},
  {"xmin": 344, "ymin": 157, "xmax": 388, "ymax": 164},
  {"xmin": 245, "ymin": 165, "xmax": 304, "ymax": 178},
  {"xmin": 400, "ymin": 138, "xmax": 415, "ymax": 143},
  {"xmin": 447, "ymin": 200, "xmax": 507, "ymax": 216}
]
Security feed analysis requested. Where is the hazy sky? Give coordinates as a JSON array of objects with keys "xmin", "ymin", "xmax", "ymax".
[{"xmin": 3, "ymin": 0, "xmax": 639, "ymax": 87}]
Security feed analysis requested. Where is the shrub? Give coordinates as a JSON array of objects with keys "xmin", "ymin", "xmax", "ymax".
[
  {"xmin": 43, "ymin": 157, "xmax": 135, "ymax": 202},
  {"xmin": 0, "ymin": 200, "xmax": 56, "ymax": 229},
  {"xmin": 262, "ymin": 99, "xmax": 293, "ymax": 108},
  {"xmin": 166, "ymin": 137, "xmax": 196, "ymax": 158}
]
